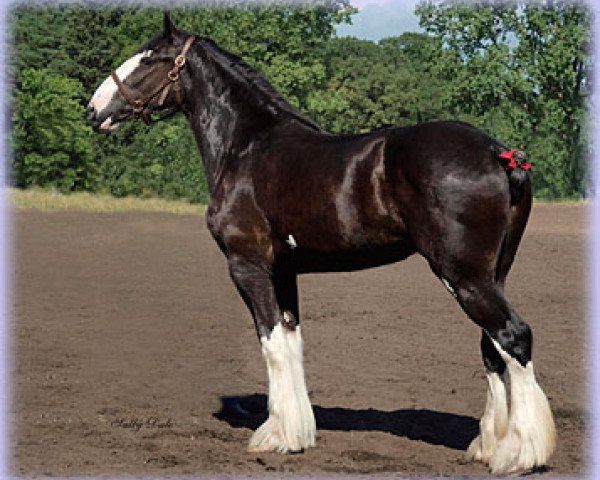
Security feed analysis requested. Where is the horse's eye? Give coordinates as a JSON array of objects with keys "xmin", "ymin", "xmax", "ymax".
[{"xmin": 141, "ymin": 56, "xmax": 154, "ymax": 65}]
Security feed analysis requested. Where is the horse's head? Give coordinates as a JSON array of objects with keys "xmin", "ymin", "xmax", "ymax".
[{"xmin": 88, "ymin": 12, "xmax": 194, "ymax": 132}]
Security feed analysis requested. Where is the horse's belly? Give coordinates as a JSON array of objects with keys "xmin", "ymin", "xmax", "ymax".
[{"xmin": 292, "ymin": 237, "xmax": 415, "ymax": 273}]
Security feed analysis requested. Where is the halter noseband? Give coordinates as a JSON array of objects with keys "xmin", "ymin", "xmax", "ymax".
[{"xmin": 111, "ymin": 36, "xmax": 196, "ymax": 125}]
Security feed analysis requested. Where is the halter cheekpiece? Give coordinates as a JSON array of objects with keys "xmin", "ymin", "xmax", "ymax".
[{"xmin": 111, "ymin": 35, "xmax": 196, "ymax": 125}]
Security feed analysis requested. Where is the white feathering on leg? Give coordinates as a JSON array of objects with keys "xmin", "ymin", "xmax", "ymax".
[
  {"xmin": 249, "ymin": 321, "xmax": 315, "ymax": 453},
  {"xmin": 286, "ymin": 325, "xmax": 316, "ymax": 448},
  {"xmin": 465, "ymin": 371, "xmax": 508, "ymax": 464},
  {"xmin": 488, "ymin": 338, "xmax": 557, "ymax": 474}
]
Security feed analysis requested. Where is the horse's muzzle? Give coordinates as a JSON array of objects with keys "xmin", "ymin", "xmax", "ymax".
[{"xmin": 87, "ymin": 104, "xmax": 119, "ymax": 133}]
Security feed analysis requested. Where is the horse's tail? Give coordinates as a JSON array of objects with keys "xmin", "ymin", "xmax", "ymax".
[
  {"xmin": 507, "ymin": 166, "xmax": 530, "ymax": 206},
  {"xmin": 494, "ymin": 148, "xmax": 533, "ymax": 285},
  {"xmin": 494, "ymin": 147, "xmax": 532, "ymax": 206}
]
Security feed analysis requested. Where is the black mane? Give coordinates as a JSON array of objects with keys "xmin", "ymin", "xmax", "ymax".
[{"xmin": 197, "ymin": 37, "xmax": 323, "ymax": 132}]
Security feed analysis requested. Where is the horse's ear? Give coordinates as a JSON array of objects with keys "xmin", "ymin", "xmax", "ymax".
[{"xmin": 163, "ymin": 11, "xmax": 177, "ymax": 40}]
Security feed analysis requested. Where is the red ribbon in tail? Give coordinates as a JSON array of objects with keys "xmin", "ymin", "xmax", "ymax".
[{"xmin": 499, "ymin": 148, "xmax": 532, "ymax": 170}]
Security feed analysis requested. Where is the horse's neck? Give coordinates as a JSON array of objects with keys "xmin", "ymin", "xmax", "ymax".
[{"xmin": 185, "ymin": 49, "xmax": 278, "ymax": 194}]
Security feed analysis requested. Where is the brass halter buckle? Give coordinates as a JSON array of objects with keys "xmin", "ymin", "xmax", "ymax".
[
  {"xmin": 174, "ymin": 55, "xmax": 186, "ymax": 68},
  {"xmin": 132, "ymin": 100, "xmax": 144, "ymax": 113}
]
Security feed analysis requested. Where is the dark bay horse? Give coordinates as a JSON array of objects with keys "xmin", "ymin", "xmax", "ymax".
[{"xmin": 88, "ymin": 13, "xmax": 556, "ymax": 474}]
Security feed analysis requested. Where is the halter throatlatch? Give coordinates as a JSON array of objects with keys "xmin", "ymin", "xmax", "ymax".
[{"xmin": 111, "ymin": 35, "xmax": 196, "ymax": 125}]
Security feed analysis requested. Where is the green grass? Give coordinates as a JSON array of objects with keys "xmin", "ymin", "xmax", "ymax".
[
  {"xmin": 9, "ymin": 188, "xmax": 206, "ymax": 214},
  {"xmin": 8, "ymin": 187, "xmax": 585, "ymax": 215},
  {"xmin": 532, "ymin": 197, "xmax": 587, "ymax": 205}
]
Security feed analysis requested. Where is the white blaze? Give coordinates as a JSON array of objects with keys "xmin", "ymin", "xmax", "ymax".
[{"xmin": 89, "ymin": 50, "xmax": 152, "ymax": 116}]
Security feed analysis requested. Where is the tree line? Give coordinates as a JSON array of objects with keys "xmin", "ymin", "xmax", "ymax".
[{"xmin": 9, "ymin": 1, "xmax": 591, "ymax": 202}]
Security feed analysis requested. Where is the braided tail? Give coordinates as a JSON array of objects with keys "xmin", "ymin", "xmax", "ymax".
[
  {"xmin": 494, "ymin": 147, "xmax": 533, "ymax": 284},
  {"xmin": 497, "ymin": 148, "xmax": 532, "ymax": 206}
]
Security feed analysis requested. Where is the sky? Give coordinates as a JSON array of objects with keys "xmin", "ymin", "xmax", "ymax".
[{"xmin": 335, "ymin": 0, "xmax": 423, "ymax": 41}]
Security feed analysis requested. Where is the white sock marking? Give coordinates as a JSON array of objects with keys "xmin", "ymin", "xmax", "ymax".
[
  {"xmin": 250, "ymin": 323, "xmax": 315, "ymax": 452},
  {"xmin": 488, "ymin": 337, "xmax": 556, "ymax": 473},
  {"xmin": 466, "ymin": 370, "xmax": 508, "ymax": 463}
]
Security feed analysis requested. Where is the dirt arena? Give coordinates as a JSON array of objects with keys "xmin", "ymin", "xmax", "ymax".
[{"xmin": 12, "ymin": 203, "xmax": 587, "ymax": 476}]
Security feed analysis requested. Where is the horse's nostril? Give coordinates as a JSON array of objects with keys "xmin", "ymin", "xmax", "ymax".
[{"xmin": 87, "ymin": 105, "xmax": 97, "ymax": 121}]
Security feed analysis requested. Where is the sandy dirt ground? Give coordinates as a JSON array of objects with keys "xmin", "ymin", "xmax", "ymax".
[{"xmin": 11, "ymin": 203, "xmax": 587, "ymax": 477}]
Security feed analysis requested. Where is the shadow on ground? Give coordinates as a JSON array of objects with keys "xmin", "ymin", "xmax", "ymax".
[{"xmin": 214, "ymin": 394, "xmax": 478, "ymax": 451}]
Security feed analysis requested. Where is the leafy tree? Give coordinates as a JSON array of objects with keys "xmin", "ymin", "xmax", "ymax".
[
  {"xmin": 100, "ymin": 117, "xmax": 209, "ymax": 203},
  {"xmin": 107, "ymin": 3, "xmax": 354, "ymax": 109},
  {"xmin": 10, "ymin": 5, "xmax": 125, "ymax": 98},
  {"xmin": 10, "ymin": 7, "xmax": 71, "ymax": 85},
  {"xmin": 307, "ymin": 33, "xmax": 447, "ymax": 133},
  {"xmin": 12, "ymin": 69, "xmax": 99, "ymax": 191},
  {"xmin": 416, "ymin": 1, "xmax": 592, "ymax": 198},
  {"xmin": 63, "ymin": 7, "xmax": 129, "ymax": 95},
  {"xmin": 10, "ymin": 2, "xmax": 590, "ymax": 200},
  {"xmin": 10, "ymin": 2, "xmax": 353, "ymax": 200}
]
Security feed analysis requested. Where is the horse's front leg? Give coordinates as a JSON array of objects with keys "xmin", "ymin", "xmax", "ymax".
[{"xmin": 228, "ymin": 255, "xmax": 316, "ymax": 453}]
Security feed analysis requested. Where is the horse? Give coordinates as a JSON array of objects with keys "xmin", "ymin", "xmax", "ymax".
[{"xmin": 88, "ymin": 12, "xmax": 556, "ymax": 474}]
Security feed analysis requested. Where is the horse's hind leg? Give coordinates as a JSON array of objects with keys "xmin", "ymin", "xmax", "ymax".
[
  {"xmin": 452, "ymin": 281, "xmax": 556, "ymax": 473},
  {"xmin": 228, "ymin": 256, "xmax": 315, "ymax": 453},
  {"xmin": 466, "ymin": 188, "xmax": 534, "ymax": 466},
  {"xmin": 465, "ymin": 331, "xmax": 508, "ymax": 464}
]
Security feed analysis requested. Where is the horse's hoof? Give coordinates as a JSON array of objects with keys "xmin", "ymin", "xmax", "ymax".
[
  {"xmin": 247, "ymin": 444, "xmax": 277, "ymax": 453},
  {"xmin": 464, "ymin": 435, "xmax": 483, "ymax": 463},
  {"xmin": 465, "ymin": 433, "xmax": 499, "ymax": 465},
  {"xmin": 247, "ymin": 444, "xmax": 304, "ymax": 455},
  {"xmin": 248, "ymin": 414, "xmax": 314, "ymax": 454},
  {"xmin": 248, "ymin": 417, "xmax": 291, "ymax": 454},
  {"xmin": 489, "ymin": 430, "xmax": 553, "ymax": 475}
]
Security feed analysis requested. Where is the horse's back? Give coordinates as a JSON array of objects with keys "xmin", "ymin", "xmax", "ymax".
[
  {"xmin": 278, "ymin": 119, "xmax": 507, "ymax": 187},
  {"xmin": 383, "ymin": 120, "xmax": 505, "ymax": 176}
]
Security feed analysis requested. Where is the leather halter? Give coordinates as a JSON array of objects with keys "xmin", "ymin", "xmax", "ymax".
[{"xmin": 111, "ymin": 36, "xmax": 196, "ymax": 125}]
